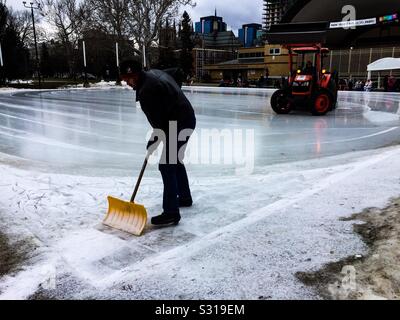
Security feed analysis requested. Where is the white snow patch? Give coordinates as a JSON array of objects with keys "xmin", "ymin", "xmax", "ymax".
[
  {"xmin": 0, "ymin": 261, "xmax": 57, "ymax": 300},
  {"xmin": 63, "ymin": 80, "xmax": 129, "ymax": 89},
  {"xmin": 56, "ymin": 229, "xmax": 129, "ymax": 283},
  {"xmin": 0, "ymin": 87, "xmax": 30, "ymax": 94},
  {"xmin": 363, "ymin": 110, "xmax": 400, "ymax": 124},
  {"xmin": 1, "ymin": 146, "xmax": 400, "ymax": 298}
]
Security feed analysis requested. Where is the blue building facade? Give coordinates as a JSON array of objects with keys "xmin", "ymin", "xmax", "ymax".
[
  {"xmin": 195, "ymin": 15, "xmax": 227, "ymax": 34},
  {"xmin": 238, "ymin": 23, "xmax": 263, "ymax": 48}
]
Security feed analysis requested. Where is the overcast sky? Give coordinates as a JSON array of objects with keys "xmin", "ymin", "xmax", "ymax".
[
  {"xmin": 7, "ymin": 0, "xmax": 264, "ymax": 34},
  {"xmin": 7, "ymin": 0, "xmax": 24, "ymax": 10}
]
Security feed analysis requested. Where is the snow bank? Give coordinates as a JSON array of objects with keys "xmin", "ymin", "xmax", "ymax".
[
  {"xmin": 63, "ymin": 80, "xmax": 129, "ymax": 89},
  {"xmin": 0, "ymin": 87, "xmax": 27, "ymax": 94}
]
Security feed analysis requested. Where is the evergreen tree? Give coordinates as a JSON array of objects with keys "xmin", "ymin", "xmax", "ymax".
[
  {"xmin": 157, "ymin": 19, "xmax": 177, "ymax": 69},
  {"xmin": 0, "ymin": 2, "xmax": 30, "ymax": 83},
  {"xmin": 40, "ymin": 42, "xmax": 52, "ymax": 78},
  {"xmin": 179, "ymin": 11, "xmax": 194, "ymax": 78}
]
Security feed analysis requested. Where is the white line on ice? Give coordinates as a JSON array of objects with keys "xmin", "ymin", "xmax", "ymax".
[
  {"xmin": 0, "ymin": 125, "xmax": 135, "ymax": 156},
  {"xmin": 0, "ymin": 112, "xmax": 143, "ymax": 143},
  {"xmin": 305, "ymin": 126, "xmax": 399, "ymax": 145},
  {"xmin": 334, "ymin": 126, "xmax": 397, "ymax": 141},
  {"xmin": 0, "ymin": 101, "xmax": 135, "ymax": 126},
  {"xmin": 261, "ymin": 127, "xmax": 400, "ymax": 149},
  {"xmin": 219, "ymin": 109, "xmax": 267, "ymax": 115}
]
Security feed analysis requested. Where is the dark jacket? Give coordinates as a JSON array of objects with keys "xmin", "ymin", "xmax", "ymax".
[
  {"xmin": 163, "ymin": 68, "xmax": 185, "ymax": 88},
  {"xmin": 136, "ymin": 69, "xmax": 195, "ymax": 132}
]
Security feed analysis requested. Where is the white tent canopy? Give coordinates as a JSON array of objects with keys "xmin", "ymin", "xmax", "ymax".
[
  {"xmin": 367, "ymin": 58, "xmax": 400, "ymax": 72},
  {"xmin": 367, "ymin": 58, "xmax": 400, "ymax": 84}
]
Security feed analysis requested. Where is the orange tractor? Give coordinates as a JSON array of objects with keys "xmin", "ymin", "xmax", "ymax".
[{"xmin": 271, "ymin": 44, "xmax": 338, "ymax": 116}]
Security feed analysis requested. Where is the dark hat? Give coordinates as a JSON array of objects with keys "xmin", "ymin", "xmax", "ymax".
[{"xmin": 120, "ymin": 58, "xmax": 143, "ymax": 75}]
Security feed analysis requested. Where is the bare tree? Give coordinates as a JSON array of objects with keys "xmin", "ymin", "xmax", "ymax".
[
  {"xmin": 10, "ymin": 10, "xmax": 33, "ymax": 44},
  {"xmin": 10, "ymin": 9, "xmax": 47, "ymax": 46},
  {"xmin": 86, "ymin": 0, "xmax": 130, "ymax": 39},
  {"xmin": 38, "ymin": 0, "xmax": 195, "ymax": 74},
  {"xmin": 86, "ymin": 0, "xmax": 195, "ymax": 66},
  {"xmin": 85, "ymin": 0, "xmax": 138, "ymax": 62},
  {"xmin": 127, "ymin": 0, "xmax": 195, "ymax": 67},
  {"xmin": 40, "ymin": 0, "xmax": 88, "ymax": 75}
]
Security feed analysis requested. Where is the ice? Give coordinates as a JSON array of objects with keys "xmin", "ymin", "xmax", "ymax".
[
  {"xmin": 0, "ymin": 87, "xmax": 399, "ymax": 175},
  {"xmin": 1, "ymin": 87, "xmax": 400, "ymax": 299}
]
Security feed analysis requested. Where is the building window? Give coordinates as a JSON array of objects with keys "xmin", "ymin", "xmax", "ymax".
[
  {"xmin": 269, "ymin": 48, "xmax": 281, "ymax": 55},
  {"xmin": 238, "ymin": 52, "xmax": 264, "ymax": 59}
]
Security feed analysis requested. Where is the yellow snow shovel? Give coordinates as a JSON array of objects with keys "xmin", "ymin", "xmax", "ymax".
[{"xmin": 103, "ymin": 157, "xmax": 149, "ymax": 236}]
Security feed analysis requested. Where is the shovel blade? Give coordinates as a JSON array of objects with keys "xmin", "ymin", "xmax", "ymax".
[{"xmin": 103, "ymin": 196, "xmax": 147, "ymax": 236}]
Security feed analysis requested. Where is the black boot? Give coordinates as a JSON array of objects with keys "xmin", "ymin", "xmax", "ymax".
[
  {"xmin": 179, "ymin": 196, "xmax": 193, "ymax": 208},
  {"xmin": 151, "ymin": 212, "xmax": 181, "ymax": 226}
]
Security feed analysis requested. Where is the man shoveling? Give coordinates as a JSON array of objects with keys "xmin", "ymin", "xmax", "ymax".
[{"xmin": 120, "ymin": 59, "xmax": 196, "ymax": 226}]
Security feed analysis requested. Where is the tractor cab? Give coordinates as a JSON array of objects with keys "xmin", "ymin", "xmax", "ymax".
[
  {"xmin": 270, "ymin": 43, "xmax": 338, "ymax": 116},
  {"xmin": 288, "ymin": 45, "xmax": 330, "ymax": 95}
]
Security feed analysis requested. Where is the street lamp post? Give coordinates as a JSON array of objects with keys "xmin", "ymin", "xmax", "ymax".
[{"xmin": 23, "ymin": 1, "xmax": 41, "ymax": 89}]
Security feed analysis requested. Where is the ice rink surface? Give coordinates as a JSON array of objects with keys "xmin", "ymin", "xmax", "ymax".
[
  {"xmin": 0, "ymin": 87, "xmax": 399, "ymax": 175},
  {"xmin": 0, "ymin": 87, "xmax": 400, "ymax": 299}
]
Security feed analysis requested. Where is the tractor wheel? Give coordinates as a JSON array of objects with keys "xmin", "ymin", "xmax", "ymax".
[
  {"xmin": 310, "ymin": 89, "xmax": 334, "ymax": 116},
  {"xmin": 271, "ymin": 89, "xmax": 293, "ymax": 114}
]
